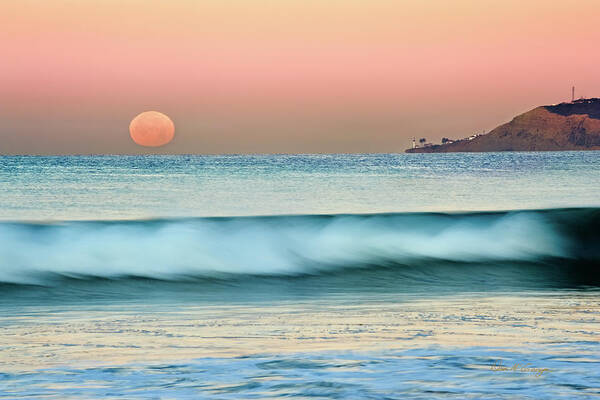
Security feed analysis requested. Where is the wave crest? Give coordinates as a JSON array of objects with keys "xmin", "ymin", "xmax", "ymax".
[{"xmin": 1, "ymin": 208, "xmax": 598, "ymax": 285}]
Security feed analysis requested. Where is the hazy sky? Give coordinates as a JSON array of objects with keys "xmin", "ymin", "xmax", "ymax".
[{"xmin": 1, "ymin": 0, "xmax": 599, "ymax": 154}]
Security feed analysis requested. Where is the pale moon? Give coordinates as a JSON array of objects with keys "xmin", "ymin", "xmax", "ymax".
[{"xmin": 129, "ymin": 111, "xmax": 175, "ymax": 147}]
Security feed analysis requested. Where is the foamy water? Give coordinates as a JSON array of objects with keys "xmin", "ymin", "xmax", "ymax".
[{"xmin": 1, "ymin": 153, "xmax": 599, "ymax": 398}]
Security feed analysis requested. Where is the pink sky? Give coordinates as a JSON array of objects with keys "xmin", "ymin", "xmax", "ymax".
[{"xmin": 1, "ymin": 0, "xmax": 599, "ymax": 154}]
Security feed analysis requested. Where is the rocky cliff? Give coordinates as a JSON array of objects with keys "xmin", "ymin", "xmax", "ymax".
[{"xmin": 406, "ymin": 98, "xmax": 600, "ymax": 153}]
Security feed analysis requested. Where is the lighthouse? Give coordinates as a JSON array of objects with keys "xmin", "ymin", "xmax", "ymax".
[{"xmin": 412, "ymin": 137, "xmax": 416, "ymax": 149}]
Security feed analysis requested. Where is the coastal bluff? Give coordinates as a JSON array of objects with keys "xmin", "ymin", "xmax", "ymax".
[{"xmin": 406, "ymin": 98, "xmax": 600, "ymax": 153}]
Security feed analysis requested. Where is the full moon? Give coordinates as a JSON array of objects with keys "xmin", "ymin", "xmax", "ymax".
[{"xmin": 129, "ymin": 111, "xmax": 175, "ymax": 147}]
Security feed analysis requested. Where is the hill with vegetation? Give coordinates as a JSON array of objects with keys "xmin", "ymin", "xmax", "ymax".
[{"xmin": 406, "ymin": 98, "xmax": 600, "ymax": 153}]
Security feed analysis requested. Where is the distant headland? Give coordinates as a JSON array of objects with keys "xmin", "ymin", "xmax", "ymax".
[{"xmin": 406, "ymin": 98, "xmax": 600, "ymax": 153}]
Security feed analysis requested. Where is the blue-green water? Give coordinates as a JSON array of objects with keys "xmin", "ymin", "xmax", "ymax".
[
  {"xmin": 1, "ymin": 152, "xmax": 599, "ymax": 220},
  {"xmin": 1, "ymin": 152, "xmax": 599, "ymax": 399}
]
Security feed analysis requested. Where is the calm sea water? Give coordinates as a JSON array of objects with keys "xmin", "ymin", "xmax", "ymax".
[
  {"xmin": 1, "ymin": 152, "xmax": 599, "ymax": 220},
  {"xmin": 1, "ymin": 152, "xmax": 599, "ymax": 399}
]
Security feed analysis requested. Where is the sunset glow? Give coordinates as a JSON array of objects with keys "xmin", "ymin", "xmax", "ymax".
[{"xmin": 1, "ymin": 0, "xmax": 599, "ymax": 153}]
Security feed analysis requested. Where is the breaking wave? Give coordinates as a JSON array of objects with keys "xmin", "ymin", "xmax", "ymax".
[{"xmin": 0, "ymin": 208, "xmax": 598, "ymax": 286}]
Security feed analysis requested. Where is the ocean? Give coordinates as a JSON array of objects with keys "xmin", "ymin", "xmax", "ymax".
[{"xmin": 1, "ymin": 152, "xmax": 599, "ymax": 399}]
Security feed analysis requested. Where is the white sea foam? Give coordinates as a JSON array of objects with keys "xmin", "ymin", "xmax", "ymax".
[{"xmin": 0, "ymin": 211, "xmax": 572, "ymax": 285}]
